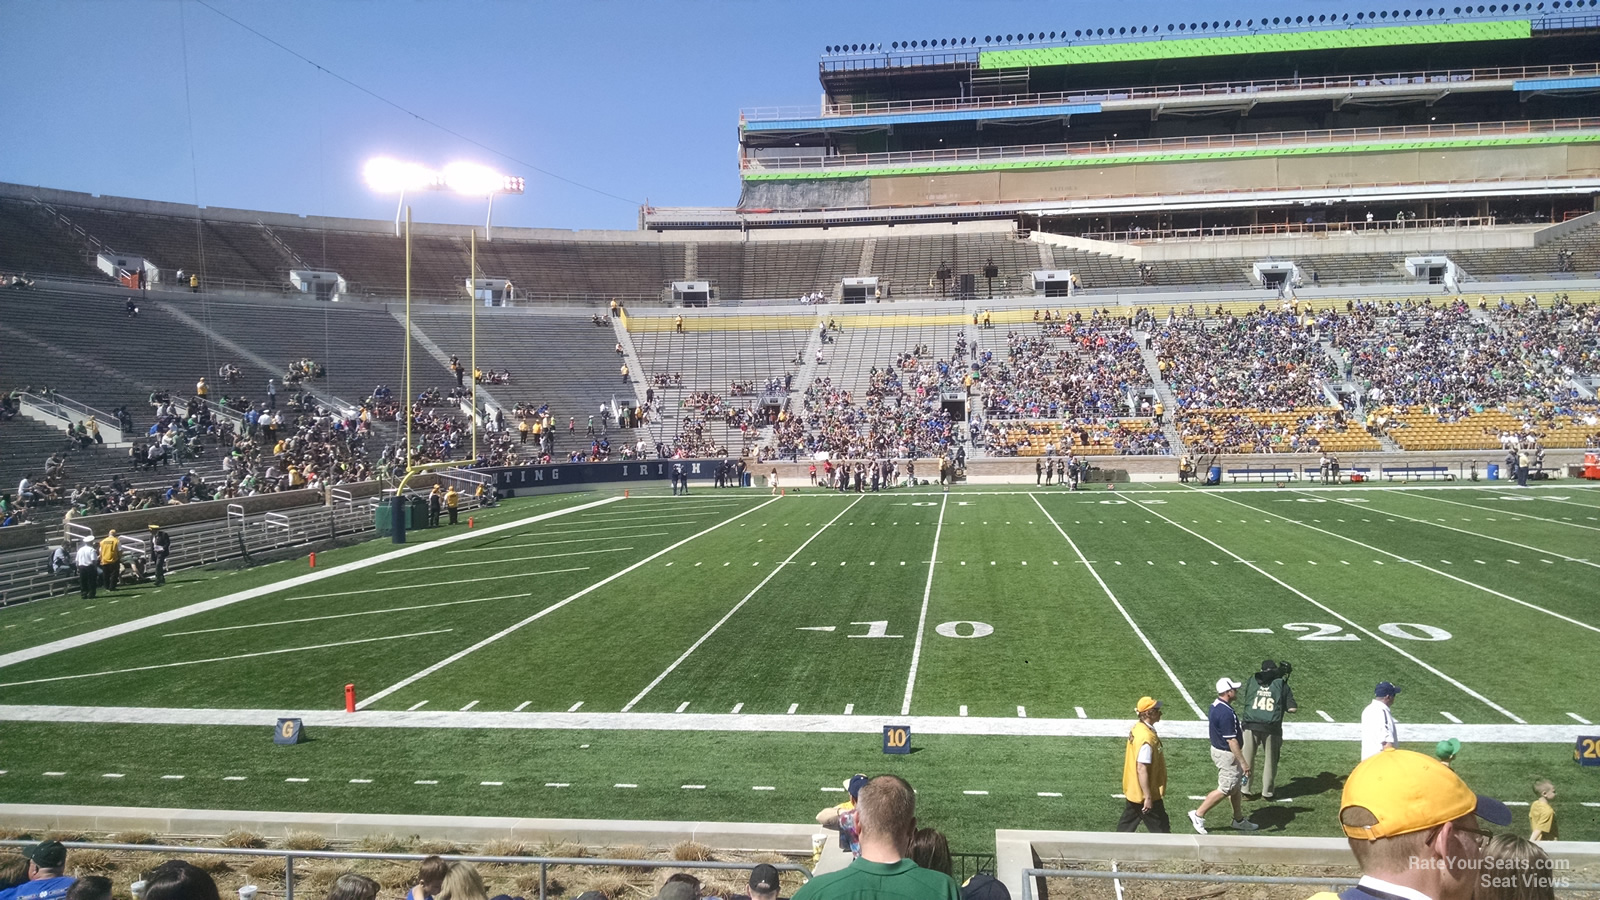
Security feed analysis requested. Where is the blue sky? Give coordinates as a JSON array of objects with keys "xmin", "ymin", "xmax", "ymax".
[{"xmin": 4, "ymin": 0, "xmax": 1325, "ymax": 231}]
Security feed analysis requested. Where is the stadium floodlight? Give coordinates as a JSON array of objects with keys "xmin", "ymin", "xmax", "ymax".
[
  {"xmin": 364, "ymin": 157, "xmax": 523, "ymax": 237},
  {"xmin": 364, "ymin": 157, "xmax": 438, "ymax": 194}
]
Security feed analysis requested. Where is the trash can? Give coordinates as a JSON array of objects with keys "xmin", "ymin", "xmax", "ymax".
[
  {"xmin": 409, "ymin": 496, "xmax": 430, "ymax": 527},
  {"xmin": 1486, "ymin": 463, "xmax": 1499, "ymax": 481},
  {"xmin": 1206, "ymin": 465, "xmax": 1222, "ymax": 486},
  {"xmin": 375, "ymin": 503, "xmax": 392, "ymax": 532}
]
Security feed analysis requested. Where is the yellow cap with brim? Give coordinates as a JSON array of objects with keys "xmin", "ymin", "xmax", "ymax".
[
  {"xmin": 1135, "ymin": 696, "xmax": 1162, "ymax": 714},
  {"xmin": 1340, "ymin": 748, "xmax": 1511, "ymax": 840}
]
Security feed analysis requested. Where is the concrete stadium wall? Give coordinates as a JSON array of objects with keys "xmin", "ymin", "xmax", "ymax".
[{"xmin": 863, "ymin": 144, "xmax": 1600, "ymax": 209}]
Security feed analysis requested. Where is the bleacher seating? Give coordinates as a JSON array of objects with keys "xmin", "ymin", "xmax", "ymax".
[
  {"xmin": 1178, "ymin": 408, "xmax": 1381, "ymax": 454},
  {"xmin": 874, "ymin": 233, "xmax": 1039, "ymax": 299},
  {"xmin": 988, "ymin": 419, "xmax": 1169, "ymax": 456},
  {"xmin": 0, "ymin": 199, "xmax": 102, "ymax": 279},
  {"xmin": 408, "ymin": 308, "xmax": 627, "ymax": 453},
  {"xmin": 1377, "ymin": 404, "xmax": 1600, "ymax": 451}
]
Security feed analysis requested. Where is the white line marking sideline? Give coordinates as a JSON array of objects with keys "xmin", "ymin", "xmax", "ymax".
[
  {"xmin": 1031, "ymin": 493, "xmax": 1204, "ymax": 719},
  {"xmin": 624, "ymin": 496, "xmax": 863, "ymax": 712},
  {"xmin": 288, "ymin": 567, "xmax": 592, "ymax": 601},
  {"xmin": 0, "ymin": 496, "xmax": 622, "ymax": 671},
  {"xmin": 356, "ymin": 496, "xmax": 784, "ymax": 709},
  {"xmin": 0, "ymin": 704, "xmax": 1590, "ymax": 741},
  {"xmin": 1370, "ymin": 490, "xmax": 1600, "ymax": 566}
]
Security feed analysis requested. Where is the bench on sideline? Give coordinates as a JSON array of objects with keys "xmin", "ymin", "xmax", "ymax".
[{"xmin": 1382, "ymin": 465, "xmax": 1455, "ymax": 481}]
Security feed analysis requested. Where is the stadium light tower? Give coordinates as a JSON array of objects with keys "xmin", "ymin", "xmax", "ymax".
[
  {"xmin": 364, "ymin": 157, "xmax": 525, "ymax": 239},
  {"xmin": 365, "ymin": 157, "xmax": 523, "ymax": 497}
]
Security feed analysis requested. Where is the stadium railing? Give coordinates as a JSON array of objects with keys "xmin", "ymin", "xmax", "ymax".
[
  {"xmin": 0, "ymin": 840, "xmax": 814, "ymax": 900},
  {"xmin": 742, "ymin": 116, "xmax": 1600, "ymax": 172},
  {"xmin": 745, "ymin": 61, "xmax": 1600, "ymax": 122},
  {"xmin": 1080, "ymin": 216, "xmax": 1499, "ymax": 243},
  {"xmin": 18, "ymin": 391, "xmax": 125, "ymax": 444},
  {"xmin": 0, "ymin": 492, "xmax": 384, "ymax": 606}
]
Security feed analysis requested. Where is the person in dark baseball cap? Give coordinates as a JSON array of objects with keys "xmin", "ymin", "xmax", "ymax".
[
  {"xmin": 960, "ymin": 874, "xmax": 1010, "ymax": 900},
  {"xmin": 8, "ymin": 840, "xmax": 74, "ymax": 900},
  {"xmin": 738, "ymin": 863, "xmax": 782, "ymax": 900}
]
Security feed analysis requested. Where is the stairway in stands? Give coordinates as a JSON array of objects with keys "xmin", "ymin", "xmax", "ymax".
[{"xmin": 1134, "ymin": 337, "xmax": 1187, "ymax": 451}]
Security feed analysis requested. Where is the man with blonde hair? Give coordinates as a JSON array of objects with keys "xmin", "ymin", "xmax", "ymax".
[
  {"xmin": 1305, "ymin": 748, "xmax": 1510, "ymax": 900},
  {"xmin": 792, "ymin": 775, "xmax": 960, "ymax": 899}
]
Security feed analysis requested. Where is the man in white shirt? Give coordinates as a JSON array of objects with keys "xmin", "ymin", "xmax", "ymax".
[
  {"xmin": 73, "ymin": 538, "xmax": 98, "ymax": 599},
  {"xmin": 1360, "ymin": 682, "xmax": 1400, "ymax": 760}
]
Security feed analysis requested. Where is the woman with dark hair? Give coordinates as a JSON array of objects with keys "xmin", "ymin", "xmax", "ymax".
[
  {"xmin": 909, "ymin": 828, "xmax": 952, "ymax": 877},
  {"xmin": 65, "ymin": 877, "xmax": 112, "ymax": 900},
  {"xmin": 324, "ymin": 873, "xmax": 378, "ymax": 900},
  {"xmin": 143, "ymin": 862, "xmax": 221, "ymax": 900}
]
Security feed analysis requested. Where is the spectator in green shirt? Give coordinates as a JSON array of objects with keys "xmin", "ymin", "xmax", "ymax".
[{"xmin": 792, "ymin": 775, "xmax": 960, "ymax": 900}]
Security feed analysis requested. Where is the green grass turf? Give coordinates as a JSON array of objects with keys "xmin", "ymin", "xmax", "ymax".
[
  {"xmin": 2, "ymin": 482, "xmax": 1598, "ymax": 846},
  {"xmin": 0, "ymin": 491, "xmax": 603, "ymax": 657},
  {"xmin": 0, "ymin": 722, "xmax": 1594, "ymax": 851}
]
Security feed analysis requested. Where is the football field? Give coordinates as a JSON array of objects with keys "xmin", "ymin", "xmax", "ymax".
[{"xmin": 2, "ymin": 481, "xmax": 1597, "ymax": 847}]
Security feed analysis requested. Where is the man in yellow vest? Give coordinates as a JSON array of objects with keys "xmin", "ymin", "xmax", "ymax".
[
  {"xmin": 1117, "ymin": 696, "xmax": 1170, "ymax": 832},
  {"xmin": 444, "ymin": 485, "xmax": 460, "ymax": 525},
  {"xmin": 99, "ymin": 529, "xmax": 122, "ymax": 591}
]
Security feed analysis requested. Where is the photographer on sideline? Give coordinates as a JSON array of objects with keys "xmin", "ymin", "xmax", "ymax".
[{"xmin": 1241, "ymin": 659, "xmax": 1296, "ymax": 800}]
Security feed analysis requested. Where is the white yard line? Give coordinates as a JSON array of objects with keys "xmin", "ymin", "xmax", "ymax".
[
  {"xmin": 1367, "ymin": 490, "xmax": 1600, "ymax": 565},
  {"xmin": 355, "ymin": 496, "xmax": 784, "ymax": 709},
  {"xmin": 446, "ymin": 533, "xmax": 667, "ymax": 553},
  {"xmin": 901, "ymin": 494, "xmax": 949, "ymax": 716},
  {"xmin": 0, "ymin": 496, "xmax": 621, "ymax": 671},
  {"xmin": 289, "ymin": 567, "xmax": 590, "ymax": 601},
  {"xmin": 521, "ymin": 521, "xmax": 697, "ymax": 537},
  {"xmin": 623, "ymin": 496, "xmax": 863, "ymax": 712},
  {"xmin": 1413, "ymin": 490, "xmax": 1600, "ymax": 532},
  {"xmin": 1, "ymin": 703, "xmax": 1588, "ymax": 742},
  {"xmin": 162, "ymin": 594, "xmax": 531, "ymax": 637},
  {"xmin": 1237, "ymin": 491, "xmax": 1600, "ymax": 637},
  {"xmin": 1156, "ymin": 492, "xmax": 1527, "ymax": 723},
  {"xmin": 1031, "ymin": 493, "xmax": 1204, "ymax": 719},
  {"xmin": 0, "ymin": 630, "xmax": 453, "ymax": 689},
  {"xmin": 379, "ymin": 548, "xmax": 634, "ymax": 573}
]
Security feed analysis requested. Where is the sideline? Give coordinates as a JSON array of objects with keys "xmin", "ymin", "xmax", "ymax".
[
  {"xmin": 0, "ymin": 497, "xmax": 623, "ymax": 671},
  {"xmin": 0, "ymin": 703, "xmax": 1586, "ymax": 742}
]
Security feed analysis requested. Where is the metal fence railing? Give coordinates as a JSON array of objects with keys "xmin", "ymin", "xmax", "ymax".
[
  {"xmin": 742, "ymin": 116, "xmax": 1600, "ymax": 172},
  {"xmin": 1020, "ymin": 866, "xmax": 1600, "ymax": 898},
  {"xmin": 0, "ymin": 840, "xmax": 813, "ymax": 900}
]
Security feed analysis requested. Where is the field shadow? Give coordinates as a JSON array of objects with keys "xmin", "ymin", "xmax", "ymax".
[
  {"xmin": 1274, "ymin": 770, "xmax": 1344, "ymax": 799},
  {"xmin": 1249, "ymin": 802, "xmax": 1315, "ymax": 831}
]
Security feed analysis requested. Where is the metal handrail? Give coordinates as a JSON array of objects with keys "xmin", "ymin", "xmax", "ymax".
[
  {"xmin": 742, "ymin": 116, "xmax": 1600, "ymax": 172},
  {"xmin": 1080, "ymin": 216, "xmax": 1501, "ymax": 243},
  {"xmin": 0, "ymin": 840, "xmax": 813, "ymax": 900},
  {"xmin": 742, "ymin": 61, "xmax": 1600, "ymax": 121},
  {"xmin": 1020, "ymin": 867, "xmax": 1600, "ymax": 899},
  {"xmin": 19, "ymin": 390, "xmax": 120, "ymax": 430}
]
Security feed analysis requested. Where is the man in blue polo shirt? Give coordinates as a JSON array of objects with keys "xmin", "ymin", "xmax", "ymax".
[
  {"xmin": 1189, "ymin": 677, "xmax": 1259, "ymax": 834},
  {"xmin": 0, "ymin": 841, "xmax": 75, "ymax": 900}
]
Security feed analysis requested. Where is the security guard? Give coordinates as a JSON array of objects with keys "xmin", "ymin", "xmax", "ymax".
[{"xmin": 99, "ymin": 529, "xmax": 122, "ymax": 591}]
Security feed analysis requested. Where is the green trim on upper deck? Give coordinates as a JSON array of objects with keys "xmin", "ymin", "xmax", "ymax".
[
  {"xmin": 741, "ymin": 131, "xmax": 1600, "ymax": 180},
  {"xmin": 976, "ymin": 20, "xmax": 1532, "ymax": 69}
]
